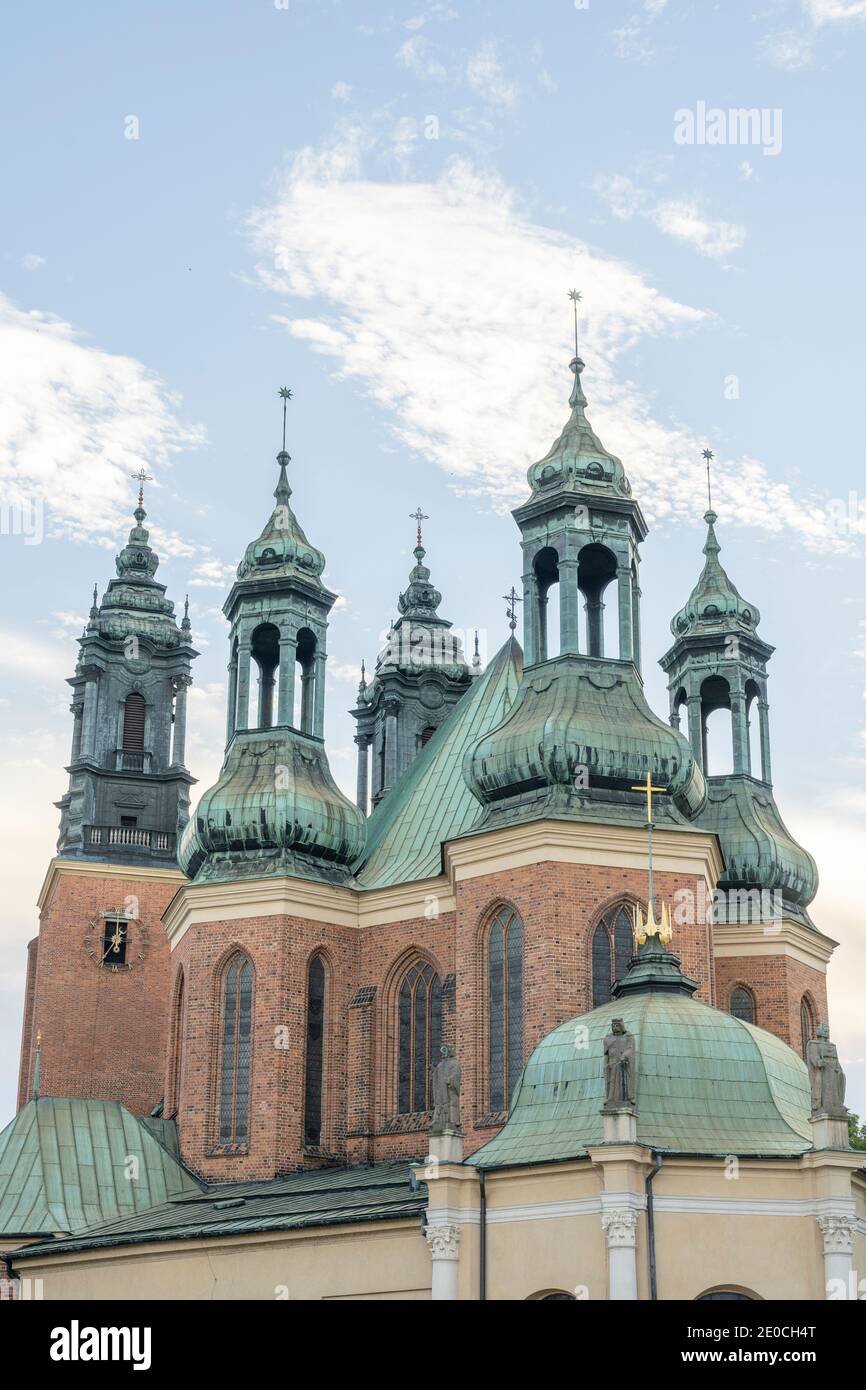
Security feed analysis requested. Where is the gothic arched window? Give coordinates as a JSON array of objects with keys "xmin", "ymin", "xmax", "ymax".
[
  {"xmin": 730, "ymin": 986, "xmax": 755, "ymax": 1025},
  {"xmin": 304, "ymin": 955, "xmax": 326, "ymax": 1147},
  {"xmin": 218, "ymin": 953, "xmax": 254, "ymax": 1146},
  {"xmin": 122, "ymin": 692, "xmax": 146, "ymax": 750},
  {"xmin": 800, "ymin": 995, "xmax": 815, "ymax": 1059},
  {"xmin": 487, "ymin": 906, "xmax": 524, "ymax": 1111},
  {"xmin": 591, "ymin": 904, "xmax": 634, "ymax": 1007},
  {"xmin": 397, "ymin": 960, "xmax": 441, "ymax": 1114}
]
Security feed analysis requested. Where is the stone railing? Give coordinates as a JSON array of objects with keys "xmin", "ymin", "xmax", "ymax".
[{"xmin": 85, "ymin": 825, "xmax": 175, "ymax": 855}]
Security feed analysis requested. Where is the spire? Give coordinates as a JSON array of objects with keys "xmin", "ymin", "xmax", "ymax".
[
  {"xmin": 670, "ymin": 453, "xmax": 760, "ymax": 638},
  {"xmin": 358, "ymin": 659, "xmax": 367, "ymax": 695},
  {"xmin": 181, "ymin": 594, "xmax": 191, "ymax": 635},
  {"xmin": 396, "ymin": 510, "xmax": 447, "ymax": 625},
  {"xmin": 503, "ymin": 586, "xmax": 521, "ymax": 633},
  {"xmin": 471, "ymin": 629, "xmax": 482, "ymax": 675},
  {"xmin": 275, "ymin": 387, "xmax": 293, "ymax": 507}
]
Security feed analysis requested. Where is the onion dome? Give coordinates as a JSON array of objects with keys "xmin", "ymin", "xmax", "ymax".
[
  {"xmin": 178, "ymin": 728, "xmax": 366, "ymax": 884},
  {"xmin": 671, "ymin": 510, "xmax": 760, "ymax": 638},
  {"xmin": 464, "ymin": 659, "xmax": 706, "ymax": 820},
  {"xmin": 526, "ymin": 354, "xmax": 632, "ymax": 500},
  {"xmin": 470, "ymin": 936, "xmax": 813, "ymax": 1167},
  {"xmin": 235, "ymin": 450, "xmax": 327, "ymax": 587},
  {"xmin": 701, "ymin": 780, "xmax": 818, "ymax": 924}
]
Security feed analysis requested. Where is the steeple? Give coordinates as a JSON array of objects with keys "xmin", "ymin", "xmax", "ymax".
[
  {"xmin": 351, "ymin": 510, "xmax": 472, "ymax": 812},
  {"xmin": 179, "ymin": 391, "xmax": 365, "ymax": 884},
  {"xmin": 466, "ymin": 296, "xmax": 705, "ymax": 827},
  {"xmin": 55, "ymin": 479, "xmax": 198, "ymax": 865},
  {"xmin": 660, "ymin": 456, "xmax": 817, "ymax": 924}
]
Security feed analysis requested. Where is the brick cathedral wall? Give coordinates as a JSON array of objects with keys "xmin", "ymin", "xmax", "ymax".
[
  {"xmin": 15, "ymin": 938, "xmax": 39, "ymax": 1111},
  {"xmin": 20, "ymin": 868, "xmax": 178, "ymax": 1116},
  {"xmin": 171, "ymin": 859, "xmax": 716, "ymax": 1179},
  {"xmin": 713, "ymin": 953, "xmax": 828, "ymax": 1057}
]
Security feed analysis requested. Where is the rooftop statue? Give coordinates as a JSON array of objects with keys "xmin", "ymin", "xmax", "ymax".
[{"xmin": 806, "ymin": 1024, "xmax": 847, "ymax": 1118}]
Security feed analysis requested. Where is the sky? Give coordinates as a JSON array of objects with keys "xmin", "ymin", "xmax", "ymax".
[{"xmin": 1, "ymin": 0, "xmax": 865, "ymax": 1122}]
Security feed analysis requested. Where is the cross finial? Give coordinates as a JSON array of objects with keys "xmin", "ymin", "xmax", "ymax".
[
  {"xmin": 503, "ymin": 585, "xmax": 522, "ymax": 632},
  {"xmin": 131, "ymin": 468, "xmax": 153, "ymax": 509},
  {"xmin": 568, "ymin": 288, "xmax": 582, "ymax": 359},
  {"xmin": 410, "ymin": 507, "xmax": 429, "ymax": 546},
  {"xmin": 630, "ymin": 769, "xmax": 667, "ymax": 826},
  {"xmin": 702, "ymin": 447, "xmax": 714, "ymax": 512},
  {"xmin": 278, "ymin": 386, "xmax": 293, "ymax": 453}
]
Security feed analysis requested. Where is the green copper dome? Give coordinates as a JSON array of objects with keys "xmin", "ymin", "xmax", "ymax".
[
  {"xmin": 470, "ymin": 940, "xmax": 813, "ymax": 1168},
  {"xmin": 526, "ymin": 355, "xmax": 632, "ymax": 500},
  {"xmin": 700, "ymin": 776, "xmax": 818, "ymax": 923},
  {"xmin": 671, "ymin": 510, "xmax": 759, "ymax": 638},
  {"xmin": 235, "ymin": 451, "xmax": 327, "ymax": 587},
  {"xmin": 87, "ymin": 495, "xmax": 191, "ymax": 651},
  {"xmin": 464, "ymin": 655, "xmax": 706, "ymax": 819},
  {"xmin": 179, "ymin": 728, "xmax": 365, "ymax": 884}
]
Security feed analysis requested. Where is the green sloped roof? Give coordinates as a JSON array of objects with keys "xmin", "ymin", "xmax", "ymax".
[
  {"xmin": 355, "ymin": 638, "xmax": 523, "ymax": 889},
  {"xmin": 11, "ymin": 1160, "xmax": 426, "ymax": 1259},
  {"xmin": 468, "ymin": 991, "xmax": 814, "ymax": 1169},
  {"xmin": 0, "ymin": 1098, "xmax": 202, "ymax": 1239}
]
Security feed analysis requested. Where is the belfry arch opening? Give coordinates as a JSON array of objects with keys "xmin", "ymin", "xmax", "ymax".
[
  {"xmin": 295, "ymin": 627, "xmax": 317, "ymax": 735},
  {"xmin": 745, "ymin": 679, "xmax": 763, "ymax": 778},
  {"xmin": 534, "ymin": 547, "xmax": 560, "ymax": 660},
  {"xmin": 701, "ymin": 674, "xmax": 734, "ymax": 776},
  {"xmin": 250, "ymin": 623, "xmax": 280, "ymax": 729},
  {"xmin": 577, "ymin": 543, "xmax": 619, "ymax": 658}
]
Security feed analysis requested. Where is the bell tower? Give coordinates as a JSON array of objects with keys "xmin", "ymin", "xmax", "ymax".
[{"xmin": 17, "ymin": 477, "xmax": 198, "ymax": 1114}]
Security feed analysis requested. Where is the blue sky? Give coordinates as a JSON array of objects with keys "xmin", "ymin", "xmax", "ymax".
[{"xmin": 2, "ymin": 0, "xmax": 865, "ymax": 1120}]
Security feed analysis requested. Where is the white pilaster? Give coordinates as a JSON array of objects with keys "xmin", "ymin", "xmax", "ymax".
[
  {"xmin": 425, "ymin": 1222, "xmax": 460, "ymax": 1301},
  {"xmin": 817, "ymin": 1215, "xmax": 856, "ymax": 1299},
  {"xmin": 601, "ymin": 1207, "xmax": 639, "ymax": 1300}
]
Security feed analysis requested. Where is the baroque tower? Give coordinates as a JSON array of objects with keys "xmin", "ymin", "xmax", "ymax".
[
  {"xmin": 351, "ymin": 512, "xmax": 472, "ymax": 812},
  {"xmin": 17, "ymin": 481, "xmax": 197, "ymax": 1113}
]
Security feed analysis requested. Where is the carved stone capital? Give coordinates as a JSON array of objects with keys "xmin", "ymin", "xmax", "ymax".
[
  {"xmin": 817, "ymin": 1215, "xmax": 856, "ymax": 1256},
  {"xmin": 601, "ymin": 1207, "xmax": 639, "ymax": 1249},
  {"xmin": 425, "ymin": 1222, "xmax": 460, "ymax": 1261}
]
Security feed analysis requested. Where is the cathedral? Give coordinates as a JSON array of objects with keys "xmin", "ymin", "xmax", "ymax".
[{"xmin": 1, "ymin": 330, "xmax": 863, "ymax": 1302}]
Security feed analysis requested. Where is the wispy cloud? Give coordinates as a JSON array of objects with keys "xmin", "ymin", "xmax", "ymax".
[
  {"xmin": 246, "ymin": 136, "xmax": 850, "ymax": 551},
  {"xmin": 758, "ymin": 28, "xmax": 815, "ymax": 70},
  {"xmin": 610, "ymin": 0, "xmax": 670, "ymax": 64},
  {"xmin": 594, "ymin": 173, "xmax": 746, "ymax": 260},
  {"xmin": 0, "ymin": 291, "xmax": 204, "ymax": 546},
  {"xmin": 805, "ymin": 0, "xmax": 866, "ymax": 23},
  {"xmin": 465, "ymin": 40, "xmax": 520, "ymax": 110}
]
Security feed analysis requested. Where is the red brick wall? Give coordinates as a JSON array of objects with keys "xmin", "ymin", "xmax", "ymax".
[
  {"xmin": 15, "ymin": 938, "xmax": 39, "ymax": 1110},
  {"xmin": 18, "ymin": 868, "xmax": 178, "ymax": 1115},
  {"xmin": 714, "ymin": 953, "xmax": 828, "ymax": 1056},
  {"xmin": 171, "ymin": 860, "xmax": 716, "ymax": 1178}
]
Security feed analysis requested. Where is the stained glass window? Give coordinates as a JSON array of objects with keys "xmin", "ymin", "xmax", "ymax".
[
  {"xmin": 730, "ymin": 987, "xmax": 755, "ymax": 1024},
  {"xmin": 487, "ymin": 906, "xmax": 524, "ymax": 1111},
  {"xmin": 591, "ymin": 904, "xmax": 636, "ymax": 1006},
  {"xmin": 397, "ymin": 961, "xmax": 441, "ymax": 1115},
  {"xmin": 218, "ymin": 953, "xmax": 253, "ymax": 1145},
  {"xmin": 304, "ymin": 956, "xmax": 326, "ymax": 1146}
]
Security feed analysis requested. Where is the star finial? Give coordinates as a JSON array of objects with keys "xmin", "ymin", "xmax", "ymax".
[
  {"xmin": 503, "ymin": 585, "xmax": 522, "ymax": 633},
  {"xmin": 410, "ymin": 507, "xmax": 429, "ymax": 547},
  {"xmin": 568, "ymin": 289, "xmax": 582, "ymax": 359},
  {"xmin": 278, "ymin": 386, "xmax": 293, "ymax": 452},
  {"xmin": 702, "ymin": 447, "xmax": 714, "ymax": 512}
]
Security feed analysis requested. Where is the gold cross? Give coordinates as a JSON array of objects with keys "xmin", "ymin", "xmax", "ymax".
[{"xmin": 631, "ymin": 770, "xmax": 666, "ymax": 824}]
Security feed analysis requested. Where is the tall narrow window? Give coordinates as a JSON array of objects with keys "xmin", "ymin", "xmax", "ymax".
[
  {"xmin": 122, "ymin": 692, "xmax": 145, "ymax": 750},
  {"xmin": 397, "ymin": 960, "xmax": 441, "ymax": 1114},
  {"xmin": 730, "ymin": 986, "xmax": 755, "ymax": 1025},
  {"xmin": 218, "ymin": 953, "xmax": 253, "ymax": 1146},
  {"xmin": 487, "ymin": 906, "xmax": 524, "ymax": 1112},
  {"xmin": 304, "ymin": 955, "xmax": 326, "ymax": 1147},
  {"xmin": 800, "ymin": 996, "xmax": 814, "ymax": 1058},
  {"xmin": 168, "ymin": 971, "xmax": 185, "ymax": 1115},
  {"xmin": 591, "ymin": 904, "xmax": 635, "ymax": 1006}
]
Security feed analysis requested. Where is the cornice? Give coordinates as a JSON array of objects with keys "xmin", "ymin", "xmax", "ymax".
[
  {"xmin": 712, "ymin": 918, "xmax": 838, "ymax": 972},
  {"xmin": 38, "ymin": 857, "xmax": 186, "ymax": 914}
]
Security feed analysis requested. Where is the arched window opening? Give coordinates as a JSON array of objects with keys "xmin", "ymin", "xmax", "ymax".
[
  {"xmin": 578, "ymin": 543, "xmax": 619, "ymax": 659},
  {"xmin": 122, "ymin": 692, "xmax": 146, "ymax": 751},
  {"xmin": 250, "ymin": 623, "xmax": 280, "ymax": 730},
  {"xmin": 591, "ymin": 903, "xmax": 635, "ymax": 1006},
  {"xmin": 218, "ymin": 953, "xmax": 254, "ymax": 1146},
  {"xmin": 397, "ymin": 960, "xmax": 441, "ymax": 1114},
  {"xmin": 296, "ymin": 628, "xmax": 317, "ymax": 735},
  {"xmin": 168, "ymin": 971, "xmax": 185, "ymax": 1115},
  {"xmin": 701, "ymin": 675, "xmax": 734, "ymax": 776},
  {"xmin": 672, "ymin": 687, "xmax": 688, "ymax": 735},
  {"xmin": 534, "ymin": 547, "xmax": 560, "ymax": 661},
  {"xmin": 419, "ymin": 725, "xmax": 436, "ymax": 748},
  {"xmin": 800, "ymin": 995, "xmax": 815, "ymax": 1059},
  {"xmin": 304, "ymin": 955, "xmax": 326, "ymax": 1147},
  {"xmin": 745, "ymin": 679, "xmax": 762, "ymax": 779},
  {"xmin": 487, "ymin": 906, "xmax": 524, "ymax": 1111},
  {"xmin": 730, "ymin": 986, "xmax": 755, "ymax": 1025}
]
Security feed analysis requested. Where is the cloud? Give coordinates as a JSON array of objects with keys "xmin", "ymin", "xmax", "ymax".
[
  {"xmin": 0, "ymin": 628, "xmax": 70, "ymax": 683},
  {"xmin": 758, "ymin": 29, "xmax": 815, "ymax": 70},
  {"xmin": 396, "ymin": 35, "xmax": 448, "ymax": 80},
  {"xmin": 331, "ymin": 82, "xmax": 352, "ymax": 103},
  {"xmin": 246, "ymin": 139, "xmax": 852, "ymax": 551},
  {"xmin": 594, "ymin": 174, "xmax": 746, "ymax": 260},
  {"xmin": 465, "ymin": 40, "xmax": 520, "ymax": 110},
  {"xmin": 21, "ymin": 253, "xmax": 45, "ymax": 270},
  {"xmin": 0, "ymin": 291, "xmax": 204, "ymax": 546},
  {"xmin": 610, "ymin": 0, "xmax": 670, "ymax": 63},
  {"xmin": 187, "ymin": 556, "xmax": 236, "ymax": 587},
  {"xmin": 805, "ymin": 0, "xmax": 866, "ymax": 22}
]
